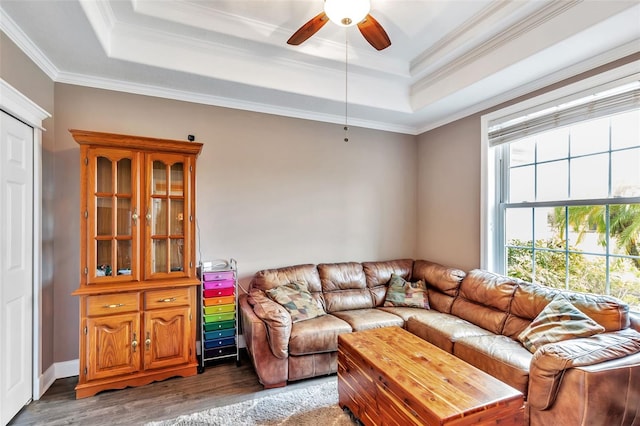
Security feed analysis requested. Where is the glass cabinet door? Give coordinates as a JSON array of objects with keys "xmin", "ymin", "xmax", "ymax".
[
  {"xmin": 87, "ymin": 149, "xmax": 139, "ymax": 284},
  {"xmin": 146, "ymin": 153, "xmax": 191, "ymax": 279}
]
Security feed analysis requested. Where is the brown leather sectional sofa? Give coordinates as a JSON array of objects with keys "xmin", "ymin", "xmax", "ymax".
[{"xmin": 239, "ymin": 259, "xmax": 640, "ymax": 425}]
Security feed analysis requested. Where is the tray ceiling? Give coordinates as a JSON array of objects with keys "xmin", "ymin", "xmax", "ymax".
[{"xmin": 1, "ymin": 0, "xmax": 639, "ymax": 134}]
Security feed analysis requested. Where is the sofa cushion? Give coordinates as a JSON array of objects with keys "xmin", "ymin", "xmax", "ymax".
[
  {"xmin": 454, "ymin": 334, "xmax": 532, "ymax": 397},
  {"xmin": 289, "ymin": 314, "xmax": 352, "ymax": 355},
  {"xmin": 251, "ymin": 263, "xmax": 322, "ymax": 293},
  {"xmin": 518, "ymin": 296, "xmax": 605, "ymax": 353},
  {"xmin": 412, "ymin": 260, "xmax": 465, "ymax": 313},
  {"xmin": 378, "ymin": 306, "xmax": 426, "ymax": 322},
  {"xmin": 504, "ymin": 281, "xmax": 630, "ymax": 339},
  {"xmin": 451, "ymin": 270, "xmax": 520, "ymax": 334},
  {"xmin": 363, "ymin": 259, "xmax": 414, "ymax": 306},
  {"xmin": 266, "ymin": 280, "xmax": 326, "ymax": 323},
  {"xmin": 331, "ymin": 309, "xmax": 403, "ymax": 331},
  {"xmin": 318, "ymin": 262, "xmax": 373, "ymax": 313},
  {"xmin": 406, "ymin": 313, "xmax": 494, "ymax": 353},
  {"xmin": 383, "ymin": 274, "xmax": 429, "ymax": 309}
]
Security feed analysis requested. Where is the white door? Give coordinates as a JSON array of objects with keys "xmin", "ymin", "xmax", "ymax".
[{"xmin": 0, "ymin": 111, "xmax": 33, "ymax": 426}]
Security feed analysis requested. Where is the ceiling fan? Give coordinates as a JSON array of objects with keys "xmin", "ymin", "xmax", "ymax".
[{"xmin": 287, "ymin": 0, "xmax": 391, "ymax": 51}]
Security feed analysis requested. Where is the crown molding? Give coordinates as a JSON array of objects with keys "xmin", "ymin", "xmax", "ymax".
[
  {"xmin": 0, "ymin": 5, "xmax": 59, "ymax": 80},
  {"xmin": 411, "ymin": 0, "xmax": 580, "ymax": 96},
  {"xmin": 78, "ymin": 0, "xmax": 116, "ymax": 55},
  {"xmin": 415, "ymin": 40, "xmax": 640, "ymax": 135},
  {"xmin": 410, "ymin": 0, "xmax": 523, "ymax": 77},
  {"xmin": 55, "ymin": 70, "xmax": 417, "ymax": 135}
]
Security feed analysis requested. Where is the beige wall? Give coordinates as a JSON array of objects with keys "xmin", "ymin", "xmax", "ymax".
[
  {"xmin": 1, "ymin": 32, "xmax": 56, "ymax": 373},
  {"xmin": 416, "ymin": 114, "xmax": 482, "ymax": 272},
  {"xmin": 54, "ymin": 83, "xmax": 418, "ymax": 362}
]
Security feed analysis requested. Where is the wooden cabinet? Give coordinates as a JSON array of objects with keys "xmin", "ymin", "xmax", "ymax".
[{"xmin": 71, "ymin": 130, "xmax": 203, "ymax": 399}]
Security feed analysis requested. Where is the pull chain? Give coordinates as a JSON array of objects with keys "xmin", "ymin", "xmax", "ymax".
[{"xmin": 344, "ymin": 30, "xmax": 349, "ymax": 142}]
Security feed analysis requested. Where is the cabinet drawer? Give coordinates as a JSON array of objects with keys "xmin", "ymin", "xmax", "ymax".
[
  {"xmin": 203, "ymin": 304, "xmax": 235, "ymax": 315},
  {"xmin": 145, "ymin": 287, "xmax": 191, "ymax": 309},
  {"xmin": 86, "ymin": 293, "xmax": 139, "ymax": 316},
  {"xmin": 202, "ymin": 271, "xmax": 234, "ymax": 281},
  {"xmin": 203, "ymin": 279, "xmax": 234, "ymax": 290},
  {"xmin": 204, "ymin": 296, "xmax": 234, "ymax": 306}
]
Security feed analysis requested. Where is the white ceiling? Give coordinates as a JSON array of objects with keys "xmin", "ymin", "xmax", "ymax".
[{"xmin": 1, "ymin": 0, "xmax": 639, "ymax": 134}]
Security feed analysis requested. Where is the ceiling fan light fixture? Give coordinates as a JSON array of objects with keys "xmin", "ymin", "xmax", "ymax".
[{"xmin": 324, "ymin": 0, "xmax": 370, "ymax": 27}]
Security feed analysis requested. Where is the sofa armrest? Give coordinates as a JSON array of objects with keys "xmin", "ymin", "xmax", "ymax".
[
  {"xmin": 245, "ymin": 289, "xmax": 292, "ymax": 359},
  {"xmin": 529, "ymin": 328, "xmax": 640, "ymax": 410},
  {"xmin": 239, "ymin": 294, "xmax": 288, "ymax": 387}
]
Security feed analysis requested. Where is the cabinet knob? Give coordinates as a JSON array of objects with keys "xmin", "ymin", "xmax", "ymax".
[
  {"xmin": 159, "ymin": 297, "xmax": 177, "ymax": 303},
  {"xmin": 132, "ymin": 333, "xmax": 138, "ymax": 352},
  {"xmin": 131, "ymin": 208, "xmax": 139, "ymax": 225},
  {"xmin": 145, "ymin": 332, "xmax": 151, "ymax": 349}
]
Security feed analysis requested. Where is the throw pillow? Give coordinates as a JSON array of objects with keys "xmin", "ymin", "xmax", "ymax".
[
  {"xmin": 518, "ymin": 295, "xmax": 605, "ymax": 353},
  {"xmin": 265, "ymin": 280, "xmax": 326, "ymax": 323},
  {"xmin": 384, "ymin": 274, "xmax": 430, "ymax": 309}
]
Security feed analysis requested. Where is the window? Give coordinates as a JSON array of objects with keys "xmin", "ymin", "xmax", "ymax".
[{"xmin": 483, "ymin": 67, "xmax": 640, "ymax": 312}]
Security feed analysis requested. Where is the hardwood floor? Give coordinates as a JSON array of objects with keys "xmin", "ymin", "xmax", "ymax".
[{"xmin": 8, "ymin": 350, "xmax": 335, "ymax": 426}]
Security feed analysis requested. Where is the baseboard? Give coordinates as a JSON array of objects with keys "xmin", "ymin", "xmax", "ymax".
[
  {"xmin": 56, "ymin": 359, "xmax": 79, "ymax": 379},
  {"xmin": 35, "ymin": 359, "xmax": 77, "ymax": 400}
]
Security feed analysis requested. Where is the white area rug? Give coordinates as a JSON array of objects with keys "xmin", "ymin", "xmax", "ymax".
[{"xmin": 146, "ymin": 379, "xmax": 356, "ymax": 426}]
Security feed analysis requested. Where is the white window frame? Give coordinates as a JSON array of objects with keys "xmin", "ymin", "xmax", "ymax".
[{"xmin": 481, "ymin": 60, "xmax": 640, "ymax": 273}]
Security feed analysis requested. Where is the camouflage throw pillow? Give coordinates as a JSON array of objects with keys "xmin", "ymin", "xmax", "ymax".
[
  {"xmin": 265, "ymin": 280, "xmax": 326, "ymax": 323},
  {"xmin": 384, "ymin": 273, "xmax": 430, "ymax": 309},
  {"xmin": 518, "ymin": 295, "xmax": 605, "ymax": 353}
]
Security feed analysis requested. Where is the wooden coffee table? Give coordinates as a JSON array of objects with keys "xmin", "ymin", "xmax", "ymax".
[{"xmin": 338, "ymin": 326, "xmax": 524, "ymax": 425}]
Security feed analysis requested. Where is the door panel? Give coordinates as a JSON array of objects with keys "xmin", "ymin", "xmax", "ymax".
[
  {"xmin": 86, "ymin": 313, "xmax": 140, "ymax": 381},
  {"xmin": 0, "ymin": 111, "xmax": 33, "ymax": 425},
  {"xmin": 143, "ymin": 307, "xmax": 191, "ymax": 370}
]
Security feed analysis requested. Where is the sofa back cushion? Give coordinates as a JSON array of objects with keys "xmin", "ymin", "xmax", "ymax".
[
  {"xmin": 363, "ymin": 259, "xmax": 414, "ymax": 306},
  {"xmin": 250, "ymin": 264, "xmax": 324, "ymax": 310},
  {"xmin": 412, "ymin": 260, "xmax": 465, "ymax": 313},
  {"xmin": 504, "ymin": 281, "xmax": 631, "ymax": 339},
  {"xmin": 451, "ymin": 270, "xmax": 520, "ymax": 334},
  {"xmin": 318, "ymin": 262, "xmax": 372, "ymax": 313}
]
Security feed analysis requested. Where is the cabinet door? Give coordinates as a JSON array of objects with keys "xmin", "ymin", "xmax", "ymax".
[
  {"xmin": 143, "ymin": 306, "xmax": 193, "ymax": 370},
  {"xmin": 144, "ymin": 153, "xmax": 194, "ymax": 279},
  {"xmin": 85, "ymin": 313, "xmax": 141, "ymax": 381},
  {"xmin": 86, "ymin": 148, "xmax": 141, "ymax": 284}
]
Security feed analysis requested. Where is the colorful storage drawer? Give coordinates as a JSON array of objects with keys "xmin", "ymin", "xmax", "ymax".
[
  {"xmin": 204, "ymin": 329, "xmax": 235, "ymax": 340},
  {"xmin": 203, "ymin": 270, "xmax": 234, "ymax": 281},
  {"xmin": 199, "ymin": 261, "xmax": 238, "ymax": 369},
  {"xmin": 203, "ymin": 304, "xmax": 235, "ymax": 315},
  {"xmin": 203, "ymin": 320, "xmax": 235, "ymax": 332},
  {"xmin": 203, "ymin": 279, "xmax": 235, "ymax": 290},
  {"xmin": 204, "ymin": 312, "xmax": 235, "ymax": 323},
  {"xmin": 204, "ymin": 295, "xmax": 234, "ymax": 307},
  {"xmin": 204, "ymin": 346, "xmax": 236, "ymax": 359},
  {"xmin": 203, "ymin": 288, "xmax": 234, "ymax": 298},
  {"xmin": 204, "ymin": 337, "xmax": 235, "ymax": 349}
]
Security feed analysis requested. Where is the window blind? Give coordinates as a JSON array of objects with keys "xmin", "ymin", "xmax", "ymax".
[{"xmin": 488, "ymin": 82, "xmax": 640, "ymax": 147}]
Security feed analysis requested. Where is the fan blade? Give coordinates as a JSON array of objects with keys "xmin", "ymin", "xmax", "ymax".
[
  {"xmin": 287, "ymin": 11, "xmax": 329, "ymax": 46},
  {"xmin": 357, "ymin": 14, "xmax": 391, "ymax": 51}
]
